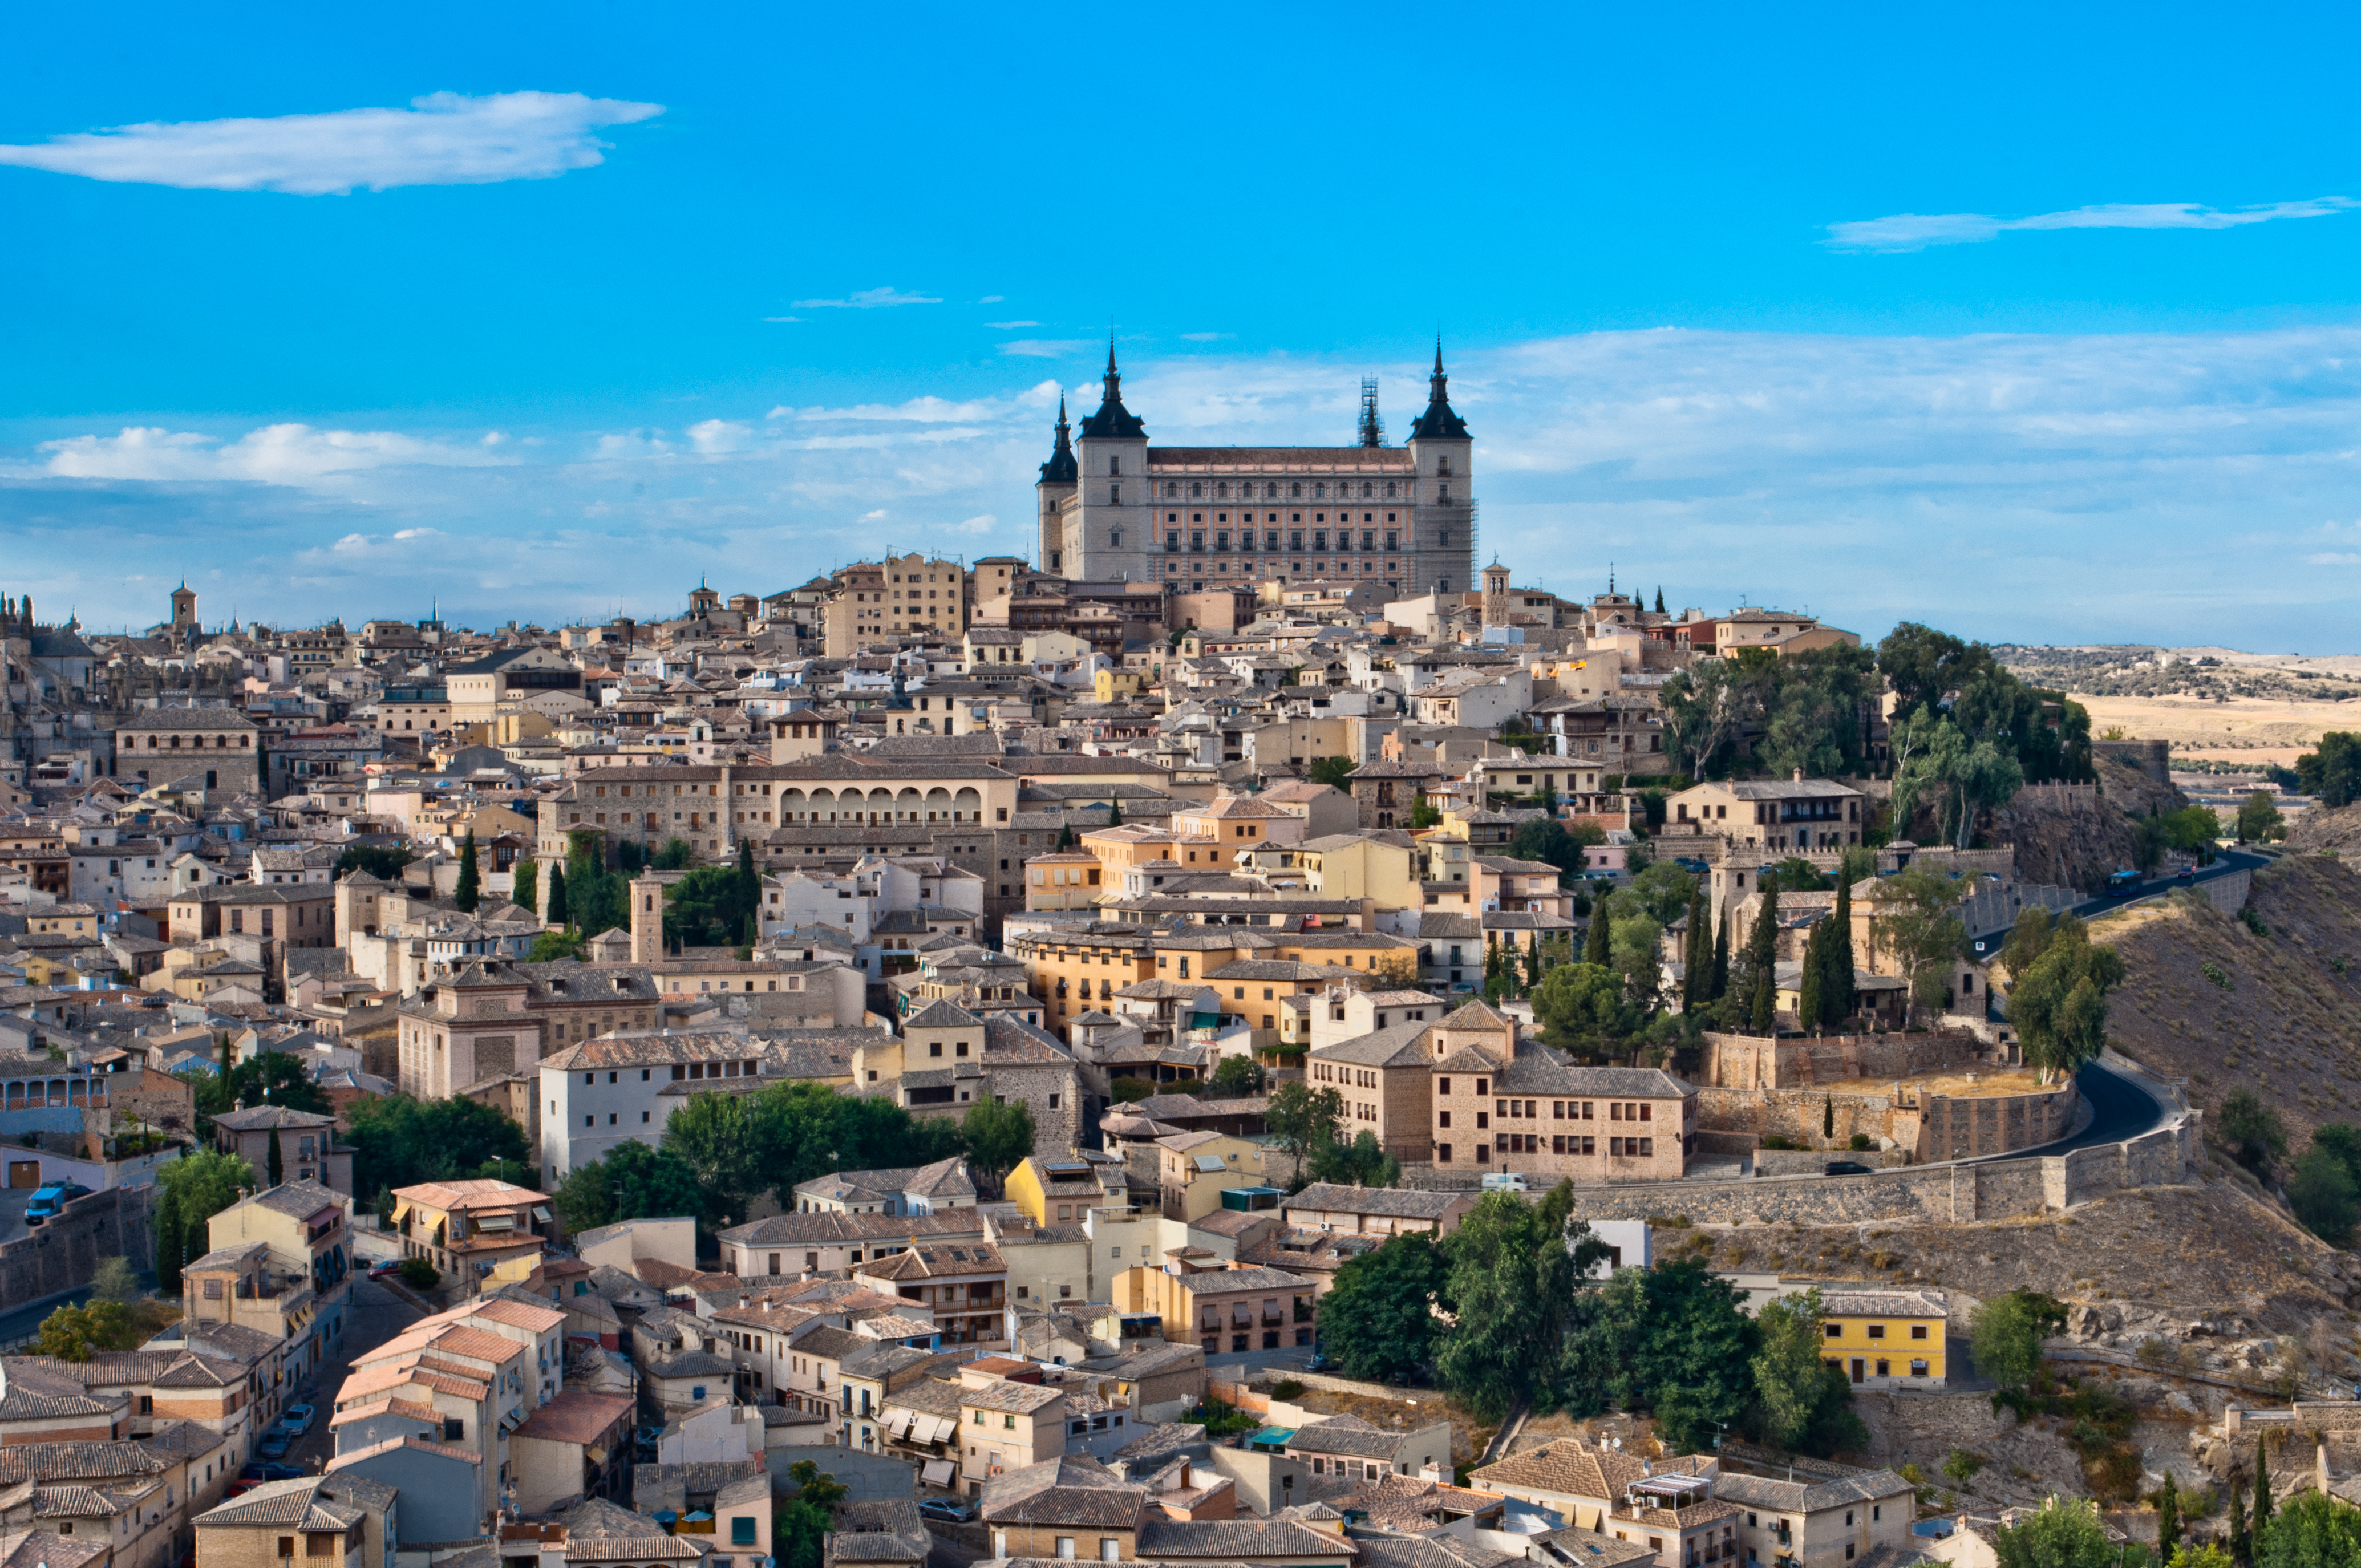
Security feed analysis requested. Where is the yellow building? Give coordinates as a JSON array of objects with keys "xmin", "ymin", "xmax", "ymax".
[
  {"xmin": 1005, "ymin": 1153, "xmax": 1125, "ymax": 1226},
  {"xmin": 1817, "ymin": 1287, "xmax": 1947, "ymax": 1389},
  {"xmin": 1094, "ymin": 667, "xmax": 1144, "ymax": 702},
  {"xmin": 1112, "ymin": 1256, "xmax": 1317, "ymax": 1355},
  {"xmin": 1154, "ymin": 1131, "xmax": 1269, "ymax": 1221}
]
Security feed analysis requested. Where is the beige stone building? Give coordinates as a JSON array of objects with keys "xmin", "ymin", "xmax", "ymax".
[
  {"xmin": 1667, "ymin": 777, "xmax": 1868, "ymax": 853},
  {"xmin": 121, "ymin": 706, "xmax": 260, "ymax": 793},
  {"xmin": 1112, "ymin": 1255, "xmax": 1316, "ymax": 1356}
]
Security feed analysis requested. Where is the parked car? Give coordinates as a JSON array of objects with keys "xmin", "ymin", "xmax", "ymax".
[
  {"xmin": 23, "ymin": 1183, "xmax": 91, "ymax": 1227},
  {"xmin": 256, "ymin": 1430, "xmax": 293, "ymax": 1460},
  {"xmin": 281, "ymin": 1404, "xmax": 315, "ymax": 1436},
  {"xmin": 1478, "ymin": 1172, "xmax": 1531, "ymax": 1193},
  {"xmin": 1823, "ymin": 1161, "xmax": 1874, "ymax": 1176},
  {"xmin": 2176, "ymin": 865, "xmax": 2197, "ymax": 882},
  {"xmin": 241, "ymin": 1462, "xmax": 302, "ymax": 1483},
  {"xmin": 1303, "ymin": 1347, "xmax": 1334, "ymax": 1373},
  {"xmin": 367, "ymin": 1260, "xmax": 402, "ymax": 1280},
  {"xmin": 917, "ymin": 1500, "xmax": 975, "ymax": 1525}
]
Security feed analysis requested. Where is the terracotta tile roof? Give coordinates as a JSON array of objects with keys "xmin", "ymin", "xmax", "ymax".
[
  {"xmin": 0, "ymin": 1528, "xmax": 110, "ymax": 1568},
  {"xmin": 511, "ymin": 1390, "xmax": 635, "ymax": 1447},
  {"xmin": 195, "ymin": 1477, "xmax": 369, "ymax": 1529},
  {"xmin": 0, "ymin": 1443, "xmax": 165, "ymax": 1484},
  {"xmin": 394, "ymin": 1178, "xmax": 542, "ymax": 1212},
  {"xmin": 330, "ymin": 1397, "xmax": 444, "ymax": 1428},
  {"xmin": 325, "ymin": 1435, "xmax": 483, "ymax": 1470}
]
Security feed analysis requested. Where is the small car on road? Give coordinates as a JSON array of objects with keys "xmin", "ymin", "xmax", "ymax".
[
  {"xmin": 917, "ymin": 1500, "xmax": 975, "ymax": 1525},
  {"xmin": 24, "ymin": 1184, "xmax": 91, "ymax": 1227},
  {"xmin": 281, "ymin": 1404, "xmax": 316, "ymax": 1436}
]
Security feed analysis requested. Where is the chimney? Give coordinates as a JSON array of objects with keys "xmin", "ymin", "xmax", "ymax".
[{"xmin": 1792, "ymin": 768, "xmax": 1804, "ymax": 783}]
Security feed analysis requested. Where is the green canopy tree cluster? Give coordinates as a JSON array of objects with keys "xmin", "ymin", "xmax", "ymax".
[
  {"xmin": 558, "ymin": 830, "xmax": 627, "ymax": 940},
  {"xmin": 345, "ymin": 1093, "xmax": 534, "ymax": 1206},
  {"xmin": 1877, "ymin": 624, "xmax": 2095, "ymax": 851},
  {"xmin": 1864, "ymin": 865, "xmax": 1969, "ymax": 1025},
  {"xmin": 2286, "ymin": 1121, "xmax": 2361, "ymax": 1245},
  {"xmin": 1997, "ymin": 910, "xmax": 2125, "ymax": 1081},
  {"xmin": 1319, "ymin": 1188, "xmax": 1866, "ymax": 1457},
  {"xmin": 333, "ymin": 845, "xmax": 414, "ymax": 881},
  {"xmin": 2294, "ymin": 732, "xmax": 2361, "ymax": 809},
  {"xmin": 1532, "ymin": 861, "xmax": 1705, "ymax": 1060},
  {"xmin": 665, "ymin": 844, "xmax": 764, "ymax": 950},
  {"xmin": 154, "ymin": 1149, "xmax": 258, "ymax": 1294},
  {"xmin": 1660, "ymin": 646, "xmax": 1881, "ymax": 781}
]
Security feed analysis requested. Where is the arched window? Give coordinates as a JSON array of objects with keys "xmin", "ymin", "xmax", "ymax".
[
  {"xmin": 1362, "ymin": 480, "xmax": 1374, "ymax": 498},
  {"xmin": 1215, "ymin": 482, "xmax": 1228, "ymax": 499},
  {"xmin": 1191, "ymin": 481, "xmax": 1204, "ymax": 499},
  {"xmin": 1290, "ymin": 481, "xmax": 1302, "ymax": 498},
  {"xmin": 1384, "ymin": 481, "xmax": 1396, "ymax": 498}
]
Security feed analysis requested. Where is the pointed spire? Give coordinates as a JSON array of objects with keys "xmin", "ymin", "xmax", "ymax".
[
  {"xmin": 1079, "ymin": 335, "xmax": 1147, "ymax": 440},
  {"xmin": 1039, "ymin": 394, "xmax": 1079, "ymax": 484},
  {"xmin": 1409, "ymin": 335, "xmax": 1469, "ymax": 441}
]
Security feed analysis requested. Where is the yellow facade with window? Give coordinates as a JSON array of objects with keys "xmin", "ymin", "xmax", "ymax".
[{"xmin": 1817, "ymin": 1289, "xmax": 1947, "ymax": 1390}]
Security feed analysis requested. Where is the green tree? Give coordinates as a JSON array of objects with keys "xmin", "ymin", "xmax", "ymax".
[
  {"xmin": 1999, "ymin": 906, "xmax": 2058, "ymax": 980},
  {"xmin": 662, "ymin": 1091, "xmax": 764, "ymax": 1225},
  {"xmin": 1877, "ymin": 622, "xmax": 1989, "ymax": 724},
  {"xmin": 551, "ymin": 1140, "xmax": 706, "ymax": 1234},
  {"xmin": 1751, "ymin": 1287, "xmax": 1870, "ymax": 1457},
  {"xmin": 397, "ymin": 1257, "xmax": 442, "ymax": 1290},
  {"xmin": 2168, "ymin": 1546, "xmax": 2234, "ymax": 1568},
  {"xmin": 2313, "ymin": 1123, "xmax": 2361, "ymax": 1190},
  {"xmin": 527, "ymin": 930, "xmax": 588, "ymax": 962},
  {"xmin": 776, "ymin": 1460, "xmax": 849, "ymax": 1568},
  {"xmin": 2157, "ymin": 1476, "xmax": 2182, "ymax": 1562},
  {"xmin": 2236, "ymin": 793, "xmax": 2286, "ymax": 844},
  {"xmin": 1607, "ymin": 911, "xmax": 1665, "ymax": 1014},
  {"xmin": 665, "ymin": 864, "xmax": 754, "ymax": 951},
  {"xmin": 344, "ymin": 1093, "xmax": 532, "ymax": 1204},
  {"xmin": 960, "ymin": 1098, "xmax": 1036, "ymax": 1193},
  {"xmin": 90, "ymin": 1256, "xmax": 140, "ymax": 1305},
  {"xmin": 2254, "ymin": 1489, "xmax": 2361, "ymax": 1568},
  {"xmin": 1682, "ymin": 888, "xmax": 1711, "ymax": 1011},
  {"xmin": 1206, "ymin": 1056, "xmax": 1266, "ymax": 1097},
  {"xmin": 653, "ymin": 837, "xmax": 696, "ymax": 870},
  {"xmin": 35, "ymin": 1300, "xmax": 136, "ymax": 1362},
  {"xmin": 1584, "ymin": 904, "xmax": 1612, "ymax": 968},
  {"xmin": 266, "ymin": 1126, "xmax": 284, "ymax": 1186},
  {"xmin": 2230, "ymin": 1473, "xmax": 2250, "ymax": 1566},
  {"xmin": 1865, "ymin": 865, "xmax": 1968, "ymax": 1026},
  {"xmin": 1307, "ymin": 756, "xmax": 1357, "ymax": 789},
  {"xmin": 1742, "ymin": 872, "xmax": 1780, "ymax": 1032},
  {"xmin": 1992, "ymin": 1498, "xmax": 2116, "ymax": 1568},
  {"xmin": 2287, "ymin": 1146, "xmax": 2358, "ymax": 1244},
  {"xmin": 2254, "ymin": 1441, "xmax": 2273, "ymax": 1531},
  {"xmin": 1659, "ymin": 658, "xmax": 1748, "ymax": 779},
  {"xmin": 513, "ymin": 857, "xmax": 538, "ymax": 916},
  {"xmin": 1798, "ymin": 918, "xmax": 1828, "ymax": 1035},
  {"xmin": 2294, "ymin": 732, "xmax": 2361, "ymax": 809},
  {"xmin": 1436, "ymin": 1187, "xmax": 1598, "ymax": 1420},
  {"xmin": 1710, "ymin": 910, "xmax": 1730, "ymax": 1000},
  {"xmin": 153, "ymin": 1149, "xmax": 257, "ymax": 1293},
  {"xmin": 2218, "ymin": 1089, "xmax": 2289, "ymax": 1174},
  {"xmin": 1318, "ymin": 1231, "xmax": 1446, "ymax": 1384},
  {"xmin": 1512, "ymin": 816, "xmax": 1606, "ymax": 880},
  {"xmin": 2006, "ymin": 914, "xmax": 2125, "ymax": 1083},
  {"xmin": 334, "ymin": 844, "xmax": 415, "ymax": 881},
  {"xmin": 1561, "ymin": 1256, "xmax": 1757, "ymax": 1453},
  {"xmin": 455, "ymin": 831, "xmax": 480, "ymax": 913},
  {"xmin": 1533, "ymin": 962, "xmax": 1638, "ymax": 1058},
  {"xmin": 545, "ymin": 862, "xmax": 568, "ymax": 927},
  {"xmin": 1309, "ymin": 1129, "xmax": 1400, "ymax": 1189},
  {"xmin": 1267, "ymin": 1081, "xmax": 1344, "ymax": 1173},
  {"xmin": 1824, "ymin": 872, "xmax": 1856, "ymax": 1025},
  {"xmin": 1969, "ymin": 1289, "xmax": 2067, "ymax": 1393}
]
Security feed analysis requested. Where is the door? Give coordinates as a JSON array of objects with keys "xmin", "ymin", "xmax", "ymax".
[
  {"xmin": 7, "ymin": 1162, "xmax": 37, "ymax": 1188},
  {"xmin": 1850, "ymin": 1358, "xmax": 1865, "ymax": 1384}
]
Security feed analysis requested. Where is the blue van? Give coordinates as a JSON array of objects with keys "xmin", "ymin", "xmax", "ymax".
[{"xmin": 24, "ymin": 1183, "xmax": 90, "ymax": 1227}]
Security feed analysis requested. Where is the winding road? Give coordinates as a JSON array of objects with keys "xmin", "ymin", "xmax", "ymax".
[{"xmin": 1965, "ymin": 845, "xmax": 2270, "ymax": 959}]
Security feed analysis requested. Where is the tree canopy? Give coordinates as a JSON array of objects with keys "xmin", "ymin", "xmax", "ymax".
[
  {"xmin": 1992, "ymin": 1499, "xmax": 2116, "ymax": 1568},
  {"xmin": 1865, "ymin": 866, "xmax": 1968, "ymax": 1023},
  {"xmin": 1306, "ymin": 756, "xmax": 1357, "ymax": 789},
  {"xmin": 334, "ymin": 845, "xmax": 414, "ymax": 881},
  {"xmin": 345, "ymin": 1093, "xmax": 533, "ymax": 1204},
  {"xmin": 2001, "ymin": 913, "xmax": 2125, "ymax": 1082},
  {"xmin": 551, "ymin": 1139, "xmax": 706, "ymax": 1234},
  {"xmin": 153, "ymin": 1149, "xmax": 258, "ymax": 1294},
  {"xmin": 2294, "ymin": 732, "xmax": 2361, "ymax": 809},
  {"xmin": 1968, "ymin": 1289, "xmax": 2066, "ymax": 1392},
  {"xmin": 1317, "ymin": 1231, "xmax": 1448, "ymax": 1384}
]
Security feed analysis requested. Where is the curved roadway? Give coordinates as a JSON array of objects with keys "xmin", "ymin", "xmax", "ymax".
[
  {"xmin": 1956, "ymin": 1056, "xmax": 2164, "ymax": 1164},
  {"xmin": 1965, "ymin": 845, "xmax": 2270, "ymax": 959}
]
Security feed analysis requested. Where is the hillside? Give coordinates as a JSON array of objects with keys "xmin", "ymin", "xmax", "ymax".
[
  {"xmin": 2284, "ymin": 802, "xmax": 2361, "ymax": 855},
  {"xmin": 2095, "ymin": 853, "xmax": 2361, "ymax": 1152},
  {"xmin": 1993, "ymin": 753, "xmax": 2186, "ymax": 893}
]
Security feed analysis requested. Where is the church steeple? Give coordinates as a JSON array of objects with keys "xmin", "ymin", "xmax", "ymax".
[
  {"xmin": 1079, "ymin": 335, "xmax": 1147, "ymax": 439},
  {"xmin": 1039, "ymin": 394, "xmax": 1078, "ymax": 484},
  {"xmin": 1408, "ymin": 336, "xmax": 1469, "ymax": 440}
]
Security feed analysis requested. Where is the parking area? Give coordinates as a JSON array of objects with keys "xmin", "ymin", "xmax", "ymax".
[{"xmin": 268, "ymin": 1275, "xmax": 426, "ymax": 1474}]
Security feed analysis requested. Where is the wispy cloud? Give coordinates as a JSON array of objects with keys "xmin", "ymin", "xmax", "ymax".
[
  {"xmin": 978, "ymin": 295, "xmax": 1005, "ymax": 304},
  {"xmin": 954, "ymin": 514, "xmax": 997, "ymax": 534},
  {"xmin": 763, "ymin": 315, "xmax": 801, "ymax": 323},
  {"xmin": 1180, "ymin": 331, "xmax": 1233, "ymax": 342},
  {"xmin": 999, "ymin": 339, "xmax": 1094, "ymax": 358},
  {"xmin": 0, "ymin": 91, "xmax": 662, "ymax": 195},
  {"xmin": 33, "ymin": 423, "xmax": 509, "ymax": 487},
  {"xmin": 1827, "ymin": 196, "xmax": 2359, "ymax": 253},
  {"xmin": 789, "ymin": 286, "xmax": 941, "ymax": 309},
  {"xmin": 985, "ymin": 320, "xmax": 1041, "ymax": 330}
]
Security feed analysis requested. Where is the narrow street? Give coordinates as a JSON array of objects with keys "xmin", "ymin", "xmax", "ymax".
[{"xmin": 280, "ymin": 1266, "xmax": 426, "ymax": 1473}]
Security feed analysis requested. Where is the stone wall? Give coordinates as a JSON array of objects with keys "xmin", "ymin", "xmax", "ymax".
[
  {"xmin": 1753, "ymin": 1148, "xmax": 1906, "ymax": 1177},
  {"xmin": 0, "ymin": 1184, "xmax": 149, "ymax": 1324},
  {"xmin": 1702, "ymin": 1030, "xmax": 1986, "ymax": 1089},
  {"xmin": 1911, "ymin": 1083, "xmax": 2079, "ymax": 1162}
]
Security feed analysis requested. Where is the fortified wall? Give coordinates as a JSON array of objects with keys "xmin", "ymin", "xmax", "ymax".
[
  {"xmin": 0, "ymin": 1184, "xmax": 150, "ymax": 1324},
  {"xmin": 1702, "ymin": 1030, "xmax": 1987, "ymax": 1090}
]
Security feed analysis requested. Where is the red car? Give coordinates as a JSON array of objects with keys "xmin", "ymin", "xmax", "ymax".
[{"xmin": 367, "ymin": 1261, "xmax": 402, "ymax": 1280}]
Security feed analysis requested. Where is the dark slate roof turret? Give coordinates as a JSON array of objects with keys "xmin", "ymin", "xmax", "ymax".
[
  {"xmin": 1078, "ymin": 337, "xmax": 1147, "ymax": 440},
  {"xmin": 1039, "ymin": 395, "xmax": 1079, "ymax": 484},
  {"xmin": 1407, "ymin": 337, "xmax": 1470, "ymax": 441}
]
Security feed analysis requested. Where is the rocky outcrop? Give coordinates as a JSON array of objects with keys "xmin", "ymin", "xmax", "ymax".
[{"xmin": 2285, "ymin": 801, "xmax": 2361, "ymax": 854}]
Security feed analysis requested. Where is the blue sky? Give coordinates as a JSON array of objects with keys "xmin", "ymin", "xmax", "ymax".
[{"xmin": 7, "ymin": 2, "xmax": 2361, "ymax": 647}]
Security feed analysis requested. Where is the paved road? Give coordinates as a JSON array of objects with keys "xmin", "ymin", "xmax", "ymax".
[
  {"xmin": 1966, "ymin": 846, "xmax": 2269, "ymax": 958},
  {"xmin": 275, "ymin": 1275, "xmax": 426, "ymax": 1474}
]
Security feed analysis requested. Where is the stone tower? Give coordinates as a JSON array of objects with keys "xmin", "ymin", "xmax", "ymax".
[
  {"xmin": 171, "ymin": 581, "xmax": 197, "ymax": 632},
  {"xmin": 1035, "ymin": 394, "xmax": 1077, "ymax": 573},
  {"xmin": 1481, "ymin": 559, "xmax": 1511, "ymax": 629},
  {"xmin": 1404, "ymin": 341, "xmax": 1475, "ymax": 595},
  {"xmin": 630, "ymin": 873, "xmax": 665, "ymax": 965}
]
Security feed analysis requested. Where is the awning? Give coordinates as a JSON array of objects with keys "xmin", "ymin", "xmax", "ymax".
[
  {"xmin": 921, "ymin": 1459, "xmax": 956, "ymax": 1488},
  {"xmin": 919, "ymin": 1414, "xmax": 956, "ymax": 1445},
  {"xmin": 532, "ymin": 1206, "xmax": 553, "ymax": 1223}
]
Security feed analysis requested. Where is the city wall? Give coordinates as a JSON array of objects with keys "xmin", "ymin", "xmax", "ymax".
[
  {"xmin": 1701, "ymin": 1030, "xmax": 1986, "ymax": 1090},
  {"xmin": 0, "ymin": 1185, "xmax": 151, "ymax": 1324},
  {"xmin": 1694, "ymin": 1079, "xmax": 2075, "ymax": 1162}
]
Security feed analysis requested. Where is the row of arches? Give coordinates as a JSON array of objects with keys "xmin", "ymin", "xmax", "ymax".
[{"xmin": 776, "ymin": 785, "xmax": 985, "ymax": 824}]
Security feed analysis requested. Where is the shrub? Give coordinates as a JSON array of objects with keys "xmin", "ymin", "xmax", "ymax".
[
  {"xmin": 1849, "ymin": 1133, "xmax": 1873, "ymax": 1152},
  {"xmin": 2218, "ymin": 1089, "xmax": 2288, "ymax": 1173},
  {"xmin": 2202, "ymin": 962, "xmax": 2233, "ymax": 990},
  {"xmin": 1760, "ymin": 1135, "xmax": 1795, "ymax": 1150},
  {"xmin": 1269, "ymin": 1379, "xmax": 1305, "ymax": 1400},
  {"xmin": 2241, "ymin": 908, "xmax": 2270, "ymax": 937},
  {"xmin": 396, "ymin": 1258, "xmax": 442, "ymax": 1290}
]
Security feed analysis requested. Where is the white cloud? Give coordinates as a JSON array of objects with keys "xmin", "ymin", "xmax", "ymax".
[
  {"xmin": 1180, "ymin": 331, "xmax": 1233, "ymax": 342},
  {"xmin": 979, "ymin": 295, "xmax": 1005, "ymax": 303},
  {"xmin": 763, "ymin": 315, "xmax": 801, "ymax": 323},
  {"xmin": 0, "ymin": 91, "xmax": 662, "ymax": 195},
  {"xmin": 778, "ymin": 395, "xmax": 1011, "ymax": 425},
  {"xmin": 985, "ymin": 320, "xmax": 1042, "ymax": 330},
  {"xmin": 1827, "ymin": 196, "xmax": 2359, "ymax": 253},
  {"xmin": 859, "ymin": 509, "xmax": 888, "ymax": 522},
  {"xmin": 999, "ymin": 339, "xmax": 1094, "ymax": 358},
  {"xmin": 594, "ymin": 430, "xmax": 672, "ymax": 459},
  {"xmin": 687, "ymin": 419, "xmax": 752, "ymax": 455},
  {"xmin": 789, "ymin": 286, "xmax": 942, "ymax": 309},
  {"xmin": 37, "ymin": 423, "xmax": 507, "ymax": 487},
  {"xmin": 953, "ymin": 514, "xmax": 997, "ymax": 534}
]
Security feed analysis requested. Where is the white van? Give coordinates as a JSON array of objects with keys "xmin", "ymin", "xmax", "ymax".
[{"xmin": 1479, "ymin": 1172, "xmax": 1532, "ymax": 1193}]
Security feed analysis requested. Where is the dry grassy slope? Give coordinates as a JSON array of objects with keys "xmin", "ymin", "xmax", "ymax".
[
  {"xmin": 2286, "ymin": 803, "xmax": 2361, "ymax": 854},
  {"xmin": 2096, "ymin": 853, "xmax": 2361, "ymax": 1149}
]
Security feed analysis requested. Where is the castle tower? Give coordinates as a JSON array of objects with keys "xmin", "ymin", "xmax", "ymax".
[
  {"xmin": 1404, "ymin": 340, "xmax": 1475, "ymax": 595},
  {"xmin": 1036, "ymin": 394, "xmax": 1077, "ymax": 573},
  {"xmin": 1068, "ymin": 338, "xmax": 1149, "ymax": 584},
  {"xmin": 630, "ymin": 874, "xmax": 665, "ymax": 965},
  {"xmin": 1481, "ymin": 559, "xmax": 1511, "ymax": 628},
  {"xmin": 171, "ymin": 581, "xmax": 197, "ymax": 631}
]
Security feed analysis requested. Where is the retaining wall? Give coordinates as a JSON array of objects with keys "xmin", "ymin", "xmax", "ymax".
[
  {"xmin": 0, "ymin": 1185, "xmax": 149, "ymax": 1314},
  {"xmin": 1702, "ymin": 1030, "xmax": 1986, "ymax": 1089},
  {"xmin": 1753, "ymin": 1149, "xmax": 1907, "ymax": 1177}
]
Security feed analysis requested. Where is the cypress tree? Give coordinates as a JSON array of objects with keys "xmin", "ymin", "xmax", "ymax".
[
  {"xmin": 1522, "ymin": 938, "xmax": 1541, "ymax": 989},
  {"xmin": 1746, "ymin": 872, "xmax": 1780, "ymax": 1032},
  {"xmin": 155, "ymin": 1185, "xmax": 184, "ymax": 1295},
  {"xmin": 2254, "ymin": 1441, "xmax": 2271, "ymax": 1526},
  {"xmin": 547, "ymin": 864, "xmax": 569, "ymax": 929},
  {"xmin": 266, "ymin": 1128, "xmax": 283, "ymax": 1186},
  {"xmin": 737, "ymin": 841, "xmax": 759, "ymax": 933},
  {"xmin": 2229, "ymin": 1474, "xmax": 2249, "ymax": 1567},
  {"xmin": 1829, "ymin": 871, "xmax": 1856, "ymax": 1025},
  {"xmin": 1654, "ymin": 587, "xmax": 1666, "ymax": 614},
  {"xmin": 2157, "ymin": 1474, "xmax": 2181, "ymax": 1562},
  {"xmin": 1683, "ymin": 889, "xmax": 1710, "ymax": 1008},
  {"xmin": 1108, "ymin": 796, "xmax": 1123, "ymax": 827},
  {"xmin": 515, "ymin": 858, "xmax": 538, "ymax": 918},
  {"xmin": 1710, "ymin": 910, "xmax": 1731, "ymax": 1000},
  {"xmin": 455, "ymin": 832, "xmax": 480, "ymax": 913},
  {"xmin": 1799, "ymin": 919, "xmax": 1827, "ymax": 1034},
  {"xmin": 1585, "ymin": 905, "xmax": 1612, "ymax": 967},
  {"xmin": 1823, "ymin": 1093, "xmax": 1835, "ymax": 1141}
]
